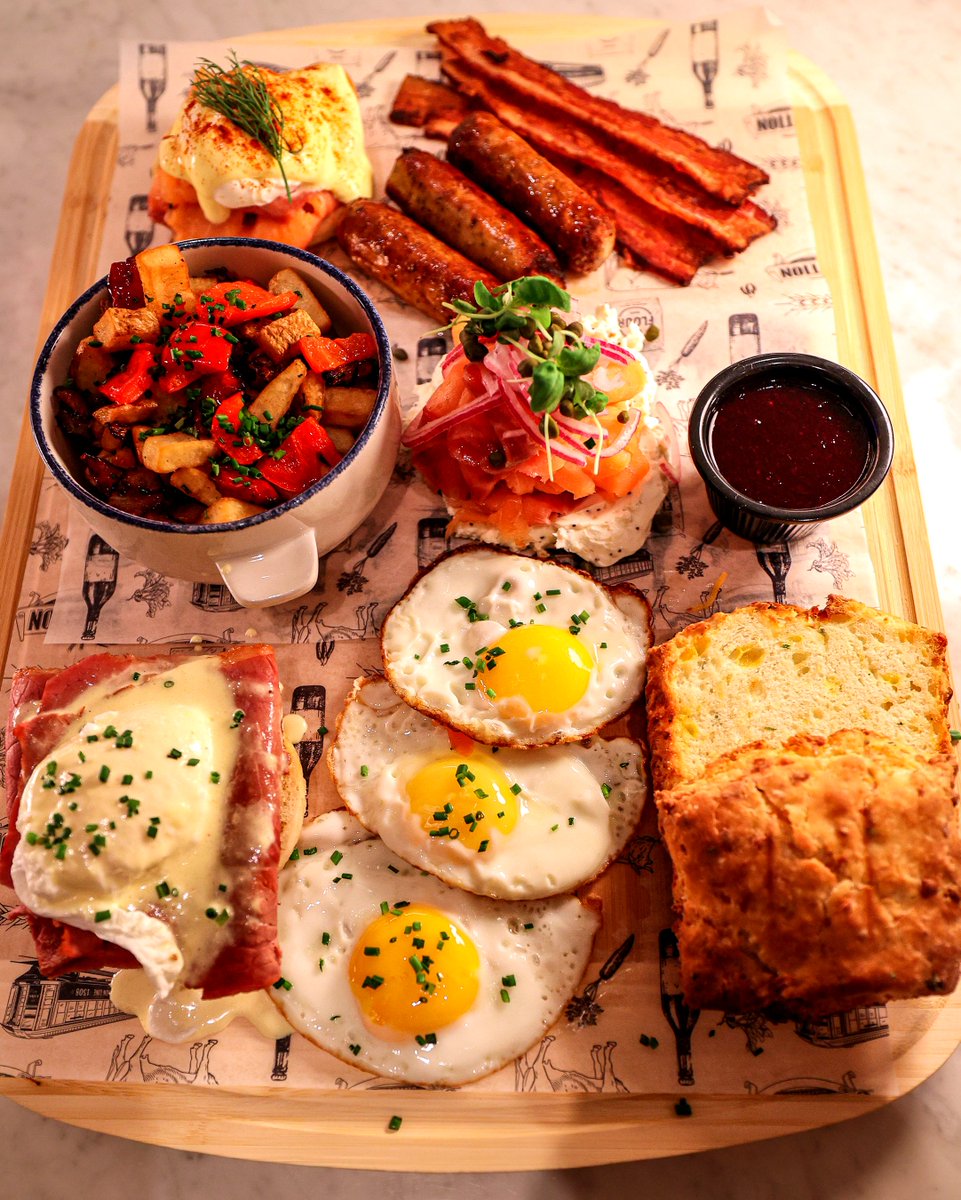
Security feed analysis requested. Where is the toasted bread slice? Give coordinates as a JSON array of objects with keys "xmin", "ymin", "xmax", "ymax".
[{"xmin": 645, "ymin": 595, "xmax": 952, "ymax": 793}]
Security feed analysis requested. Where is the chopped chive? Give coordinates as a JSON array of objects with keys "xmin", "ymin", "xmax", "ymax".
[
  {"xmin": 387, "ymin": 1115, "xmax": 403, "ymax": 1132},
  {"xmin": 95, "ymin": 910, "xmax": 111, "ymax": 922},
  {"xmin": 273, "ymin": 977, "xmax": 293, "ymax": 991},
  {"xmin": 99, "ymin": 765, "xmax": 110, "ymax": 783},
  {"xmin": 330, "ymin": 850, "xmax": 343, "ymax": 865},
  {"xmin": 167, "ymin": 748, "xmax": 182, "ymax": 760},
  {"xmin": 360, "ymin": 765, "xmax": 369, "ymax": 777}
]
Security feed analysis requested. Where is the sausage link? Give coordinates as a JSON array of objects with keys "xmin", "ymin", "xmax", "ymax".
[
  {"xmin": 336, "ymin": 199, "xmax": 499, "ymax": 324},
  {"xmin": 446, "ymin": 112, "xmax": 616, "ymax": 275},
  {"xmin": 386, "ymin": 148, "xmax": 563, "ymax": 284}
]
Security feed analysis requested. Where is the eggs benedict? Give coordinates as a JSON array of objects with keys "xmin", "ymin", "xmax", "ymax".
[{"xmin": 148, "ymin": 56, "xmax": 373, "ymax": 248}]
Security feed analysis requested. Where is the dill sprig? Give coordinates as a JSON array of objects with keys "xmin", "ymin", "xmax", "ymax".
[{"xmin": 192, "ymin": 51, "xmax": 293, "ymax": 201}]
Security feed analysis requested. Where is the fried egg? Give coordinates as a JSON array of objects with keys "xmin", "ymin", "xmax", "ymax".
[
  {"xmin": 328, "ymin": 677, "xmax": 646, "ymax": 899},
  {"xmin": 273, "ymin": 812, "xmax": 600, "ymax": 1085},
  {"xmin": 380, "ymin": 548, "xmax": 650, "ymax": 746}
]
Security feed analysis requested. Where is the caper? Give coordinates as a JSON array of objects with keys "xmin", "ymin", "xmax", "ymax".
[
  {"xmin": 528, "ymin": 334, "xmax": 547, "ymax": 357},
  {"xmin": 521, "ymin": 316, "xmax": 538, "ymax": 339},
  {"xmin": 541, "ymin": 415, "xmax": 559, "ymax": 439},
  {"xmin": 517, "ymin": 358, "xmax": 534, "ymax": 377},
  {"xmin": 573, "ymin": 378, "xmax": 595, "ymax": 408},
  {"xmin": 463, "ymin": 338, "xmax": 489, "ymax": 363},
  {"xmin": 488, "ymin": 447, "xmax": 507, "ymax": 469},
  {"xmin": 567, "ymin": 321, "xmax": 584, "ymax": 338}
]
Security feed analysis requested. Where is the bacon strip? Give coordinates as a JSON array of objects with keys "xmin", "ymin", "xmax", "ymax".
[
  {"xmin": 550, "ymin": 157, "xmax": 723, "ymax": 285},
  {"xmin": 388, "ymin": 73, "xmax": 473, "ymax": 140},
  {"xmin": 2, "ymin": 646, "xmax": 284, "ymax": 997},
  {"xmin": 427, "ymin": 17, "xmax": 769, "ymax": 206},
  {"xmin": 440, "ymin": 55, "xmax": 775, "ymax": 255}
]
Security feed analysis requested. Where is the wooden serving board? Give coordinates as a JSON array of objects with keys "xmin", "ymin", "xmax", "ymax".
[{"xmin": 1, "ymin": 16, "xmax": 958, "ymax": 1171}]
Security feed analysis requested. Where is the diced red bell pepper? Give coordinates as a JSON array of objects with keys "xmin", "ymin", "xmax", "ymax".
[
  {"xmin": 108, "ymin": 258, "xmax": 145, "ymax": 308},
  {"xmin": 161, "ymin": 321, "xmax": 234, "ymax": 392},
  {"xmin": 199, "ymin": 369, "xmax": 243, "ymax": 406},
  {"xmin": 258, "ymin": 416, "xmax": 342, "ymax": 498},
  {"xmin": 298, "ymin": 331, "xmax": 377, "ymax": 375},
  {"xmin": 211, "ymin": 393, "xmax": 263, "ymax": 465},
  {"xmin": 196, "ymin": 281, "xmax": 299, "ymax": 328},
  {"xmin": 97, "ymin": 344, "xmax": 157, "ymax": 405},
  {"xmin": 214, "ymin": 469, "xmax": 279, "ymax": 506}
]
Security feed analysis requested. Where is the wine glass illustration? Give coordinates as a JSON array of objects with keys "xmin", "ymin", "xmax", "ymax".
[
  {"xmin": 691, "ymin": 21, "xmax": 719, "ymax": 110},
  {"xmin": 124, "ymin": 195, "xmax": 154, "ymax": 256},
  {"xmin": 80, "ymin": 534, "xmax": 120, "ymax": 641},
  {"xmin": 756, "ymin": 541, "xmax": 792, "ymax": 603},
  {"xmin": 138, "ymin": 43, "xmax": 167, "ymax": 134}
]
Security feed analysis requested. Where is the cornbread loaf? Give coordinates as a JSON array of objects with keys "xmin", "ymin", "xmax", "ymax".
[
  {"xmin": 645, "ymin": 595, "xmax": 953, "ymax": 793},
  {"xmin": 658, "ymin": 731, "xmax": 961, "ymax": 1014}
]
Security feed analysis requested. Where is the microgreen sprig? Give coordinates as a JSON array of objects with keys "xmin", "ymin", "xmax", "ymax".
[
  {"xmin": 443, "ymin": 277, "xmax": 609, "ymax": 425},
  {"xmin": 192, "ymin": 51, "xmax": 293, "ymax": 201}
]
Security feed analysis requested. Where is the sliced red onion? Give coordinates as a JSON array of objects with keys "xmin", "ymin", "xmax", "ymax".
[
  {"xmin": 403, "ymin": 389, "xmax": 503, "ymax": 450},
  {"xmin": 597, "ymin": 408, "xmax": 641, "ymax": 458},
  {"xmin": 440, "ymin": 343, "xmax": 466, "ymax": 374}
]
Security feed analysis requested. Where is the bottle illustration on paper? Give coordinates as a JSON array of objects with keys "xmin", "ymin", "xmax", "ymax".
[
  {"xmin": 290, "ymin": 684, "xmax": 328, "ymax": 794},
  {"xmin": 124, "ymin": 194, "xmax": 155, "ymax": 256},
  {"xmin": 271, "ymin": 1034, "xmax": 292, "ymax": 1081},
  {"xmin": 659, "ymin": 927, "xmax": 699, "ymax": 1085},
  {"xmin": 729, "ymin": 313, "xmax": 761, "ymax": 363},
  {"xmin": 80, "ymin": 534, "xmax": 120, "ymax": 641},
  {"xmin": 138, "ymin": 42, "xmax": 167, "ymax": 133},
  {"xmin": 691, "ymin": 20, "xmax": 719, "ymax": 109}
]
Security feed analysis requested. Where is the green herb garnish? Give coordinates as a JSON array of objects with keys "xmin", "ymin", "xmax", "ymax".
[{"xmin": 192, "ymin": 52, "xmax": 293, "ymax": 201}]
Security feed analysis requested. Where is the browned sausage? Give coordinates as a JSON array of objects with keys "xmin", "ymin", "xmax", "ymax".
[
  {"xmin": 386, "ymin": 148, "xmax": 563, "ymax": 284},
  {"xmin": 446, "ymin": 112, "xmax": 616, "ymax": 275},
  {"xmin": 336, "ymin": 199, "xmax": 499, "ymax": 325}
]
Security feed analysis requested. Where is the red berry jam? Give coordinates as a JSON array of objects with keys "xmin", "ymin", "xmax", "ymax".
[{"xmin": 709, "ymin": 380, "xmax": 871, "ymax": 510}]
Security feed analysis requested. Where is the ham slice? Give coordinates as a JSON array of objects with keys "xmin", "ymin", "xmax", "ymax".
[{"xmin": 1, "ymin": 646, "xmax": 284, "ymax": 998}]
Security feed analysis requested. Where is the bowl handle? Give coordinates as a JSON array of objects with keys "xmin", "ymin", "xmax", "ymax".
[{"xmin": 215, "ymin": 526, "xmax": 318, "ymax": 608}]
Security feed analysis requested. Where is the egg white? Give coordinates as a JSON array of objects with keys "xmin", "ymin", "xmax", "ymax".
[
  {"xmin": 329, "ymin": 677, "xmax": 646, "ymax": 899},
  {"xmin": 380, "ymin": 547, "xmax": 650, "ymax": 747},
  {"xmin": 273, "ymin": 813, "xmax": 600, "ymax": 1086}
]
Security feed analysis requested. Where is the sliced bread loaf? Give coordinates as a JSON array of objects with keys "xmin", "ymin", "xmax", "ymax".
[{"xmin": 645, "ymin": 594, "xmax": 952, "ymax": 792}]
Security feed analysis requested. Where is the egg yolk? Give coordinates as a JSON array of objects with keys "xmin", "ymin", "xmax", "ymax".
[
  {"xmin": 485, "ymin": 624, "xmax": 594, "ymax": 713},
  {"xmin": 348, "ymin": 904, "xmax": 480, "ymax": 1036},
  {"xmin": 406, "ymin": 753, "xmax": 519, "ymax": 850}
]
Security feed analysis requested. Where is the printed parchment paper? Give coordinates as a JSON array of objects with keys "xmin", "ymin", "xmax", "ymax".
[{"xmin": 1, "ymin": 10, "xmax": 898, "ymax": 1101}]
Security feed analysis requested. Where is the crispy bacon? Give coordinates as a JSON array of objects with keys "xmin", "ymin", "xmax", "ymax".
[
  {"xmin": 427, "ymin": 17, "xmax": 769, "ymax": 206},
  {"xmin": 389, "ymin": 73, "xmax": 473, "ymax": 140},
  {"xmin": 440, "ymin": 55, "xmax": 775, "ymax": 256},
  {"xmin": 1, "ymin": 647, "xmax": 284, "ymax": 997},
  {"xmin": 550, "ymin": 157, "xmax": 723, "ymax": 285}
]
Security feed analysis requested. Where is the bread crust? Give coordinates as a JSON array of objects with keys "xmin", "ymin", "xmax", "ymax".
[{"xmin": 658, "ymin": 730, "xmax": 961, "ymax": 1015}]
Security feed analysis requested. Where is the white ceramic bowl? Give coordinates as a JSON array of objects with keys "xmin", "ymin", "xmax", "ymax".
[{"xmin": 31, "ymin": 238, "xmax": 401, "ymax": 607}]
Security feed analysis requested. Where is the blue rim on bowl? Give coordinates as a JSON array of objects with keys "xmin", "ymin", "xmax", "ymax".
[
  {"xmin": 688, "ymin": 352, "xmax": 894, "ymax": 544},
  {"xmin": 30, "ymin": 237, "xmax": 395, "ymax": 533}
]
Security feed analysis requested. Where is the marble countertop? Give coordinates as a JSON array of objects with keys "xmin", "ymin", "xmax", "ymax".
[{"xmin": 3, "ymin": 0, "xmax": 960, "ymax": 1195}]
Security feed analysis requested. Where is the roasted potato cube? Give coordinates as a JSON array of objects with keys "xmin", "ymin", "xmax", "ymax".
[
  {"xmin": 189, "ymin": 274, "xmax": 224, "ymax": 294},
  {"xmin": 248, "ymin": 359, "xmax": 308, "ymax": 428},
  {"xmin": 325, "ymin": 426, "xmax": 356, "ymax": 455},
  {"xmin": 135, "ymin": 244, "xmax": 196, "ymax": 317},
  {"xmin": 170, "ymin": 466, "xmax": 222, "ymax": 506},
  {"xmin": 92, "ymin": 306, "xmax": 161, "ymax": 350},
  {"xmin": 92, "ymin": 400, "xmax": 158, "ymax": 427},
  {"xmin": 137, "ymin": 432, "xmax": 216, "ymax": 474},
  {"xmin": 256, "ymin": 309, "xmax": 322, "ymax": 363},
  {"xmin": 268, "ymin": 268, "xmax": 333, "ymax": 333},
  {"xmin": 321, "ymin": 386, "xmax": 377, "ymax": 431},
  {"xmin": 70, "ymin": 337, "xmax": 115, "ymax": 391},
  {"xmin": 201, "ymin": 497, "xmax": 265, "ymax": 524},
  {"xmin": 298, "ymin": 371, "xmax": 326, "ymax": 415}
]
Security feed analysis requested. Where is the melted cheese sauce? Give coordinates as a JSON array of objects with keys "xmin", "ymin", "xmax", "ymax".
[
  {"xmin": 157, "ymin": 63, "xmax": 373, "ymax": 224},
  {"xmin": 111, "ymin": 970, "xmax": 291, "ymax": 1042},
  {"xmin": 12, "ymin": 658, "xmax": 251, "ymax": 998}
]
